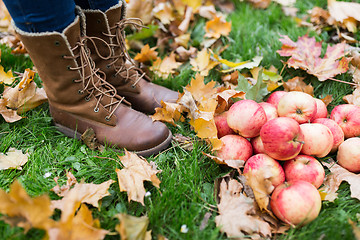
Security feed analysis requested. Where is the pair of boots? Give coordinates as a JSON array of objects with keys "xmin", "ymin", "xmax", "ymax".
[{"xmin": 15, "ymin": 4, "xmax": 178, "ymax": 156}]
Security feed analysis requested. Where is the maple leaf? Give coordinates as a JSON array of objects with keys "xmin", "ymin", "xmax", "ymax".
[
  {"xmin": 134, "ymin": 44, "xmax": 158, "ymax": 63},
  {"xmin": 215, "ymin": 176, "xmax": 272, "ymax": 239},
  {"xmin": 328, "ymin": 0, "xmax": 360, "ymax": 33},
  {"xmin": 0, "ymin": 180, "xmax": 55, "ymax": 232},
  {"xmin": 0, "ymin": 65, "xmax": 14, "ymax": 85},
  {"xmin": 205, "ymin": 16, "xmax": 232, "ymax": 39},
  {"xmin": 149, "ymin": 52, "xmax": 182, "ymax": 79},
  {"xmin": 153, "ymin": 2, "xmax": 175, "ymax": 25},
  {"xmin": 115, "ymin": 213, "xmax": 152, "ymax": 240},
  {"xmin": 116, "ymin": 150, "xmax": 161, "ymax": 205},
  {"xmin": 283, "ymin": 76, "xmax": 314, "ymax": 96},
  {"xmin": 277, "ymin": 35, "xmax": 350, "ymax": 81},
  {"xmin": 184, "ymin": 73, "xmax": 217, "ymax": 102},
  {"xmin": 190, "ymin": 48, "xmax": 219, "ymax": 76},
  {"xmin": 0, "ymin": 148, "xmax": 29, "ymax": 170},
  {"xmin": 126, "ymin": 0, "xmax": 153, "ymax": 25},
  {"xmin": 320, "ymin": 159, "xmax": 360, "ymax": 202},
  {"xmin": 151, "ymin": 100, "xmax": 184, "ymax": 126}
]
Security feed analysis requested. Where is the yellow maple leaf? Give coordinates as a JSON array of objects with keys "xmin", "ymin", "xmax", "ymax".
[
  {"xmin": 0, "ymin": 65, "xmax": 14, "ymax": 85},
  {"xmin": 150, "ymin": 53, "xmax": 182, "ymax": 79},
  {"xmin": 205, "ymin": 16, "xmax": 232, "ymax": 39},
  {"xmin": 151, "ymin": 100, "xmax": 184, "ymax": 126},
  {"xmin": 116, "ymin": 150, "xmax": 161, "ymax": 205},
  {"xmin": 134, "ymin": 44, "xmax": 158, "ymax": 63},
  {"xmin": 190, "ymin": 48, "xmax": 219, "ymax": 76},
  {"xmin": 184, "ymin": 73, "xmax": 217, "ymax": 102},
  {"xmin": 153, "ymin": 2, "xmax": 175, "ymax": 25}
]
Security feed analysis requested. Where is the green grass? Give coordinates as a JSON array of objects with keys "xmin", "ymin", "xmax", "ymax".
[{"xmin": 1, "ymin": 0, "xmax": 360, "ymax": 239}]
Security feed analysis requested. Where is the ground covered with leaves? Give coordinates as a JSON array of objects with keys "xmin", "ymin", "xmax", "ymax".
[{"xmin": 1, "ymin": 0, "xmax": 360, "ymax": 239}]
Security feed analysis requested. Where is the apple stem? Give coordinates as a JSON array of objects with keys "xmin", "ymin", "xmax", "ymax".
[{"xmin": 295, "ymin": 140, "xmax": 305, "ymax": 144}]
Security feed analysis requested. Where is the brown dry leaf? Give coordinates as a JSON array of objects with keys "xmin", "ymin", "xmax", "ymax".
[
  {"xmin": 247, "ymin": 0, "xmax": 271, "ymax": 9},
  {"xmin": 349, "ymin": 219, "xmax": 360, "ymax": 240},
  {"xmin": 215, "ymin": 88, "xmax": 245, "ymax": 114},
  {"xmin": 0, "ymin": 98, "xmax": 22, "ymax": 122},
  {"xmin": 150, "ymin": 53, "xmax": 182, "ymax": 78},
  {"xmin": 151, "ymin": 100, "xmax": 184, "ymax": 126},
  {"xmin": 175, "ymin": 46, "xmax": 197, "ymax": 62},
  {"xmin": 181, "ymin": 0, "xmax": 202, "ymax": 12},
  {"xmin": 343, "ymin": 87, "xmax": 360, "ymax": 106},
  {"xmin": 51, "ymin": 179, "xmax": 115, "ymax": 221},
  {"xmin": 80, "ymin": 128, "xmax": 105, "ymax": 151},
  {"xmin": 310, "ymin": 7, "xmax": 335, "ymax": 26},
  {"xmin": 173, "ymin": 133, "xmax": 194, "ymax": 151},
  {"xmin": 126, "ymin": 0, "xmax": 153, "ymax": 25},
  {"xmin": 115, "ymin": 213, "xmax": 151, "ymax": 240},
  {"xmin": 205, "ymin": 16, "xmax": 232, "ymax": 39},
  {"xmin": 320, "ymin": 94, "xmax": 333, "ymax": 106},
  {"xmin": 283, "ymin": 76, "xmax": 314, "ymax": 96},
  {"xmin": 153, "ymin": 2, "xmax": 175, "ymax": 25},
  {"xmin": 328, "ymin": 0, "xmax": 360, "ymax": 33},
  {"xmin": 134, "ymin": 44, "xmax": 158, "ymax": 63},
  {"xmin": 199, "ymin": 5, "xmax": 217, "ymax": 19},
  {"xmin": 0, "ymin": 148, "xmax": 29, "ymax": 170},
  {"xmin": 0, "ymin": 65, "xmax": 14, "ymax": 85},
  {"xmin": 203, "ymin": 152, "xmax": 245, "ymax": 169},
  {"xmin": 215, "ymin": 177, "xmax": 272, "ymax": 239},
  {"xmin": 190, "ymin": 48, "xmax": 219, "ymax": 76},
  {"xmin": 51, "ymin": 172, "xmax": 78, "ymax": 197},
  {"xmin": 320, "ymin": 159, "xmax": 360, "ymax": 201},
  {"xmin": 116, "ymin": 150, "xmax": 161, "ymax": 205},
  {"xmin": 0, "ymin": 180, "xmax": 55, "ymax": 232},
  {"xmin": 277, "ymin": 35, "xmax": 350, "ymax": 81},
  {"xmin": 243, "ymin": 168, "xmax": 275, "ymax": 215},
  {"xmin": 47, "ymin": 204, "xmax": 109, "ymax": 240}
]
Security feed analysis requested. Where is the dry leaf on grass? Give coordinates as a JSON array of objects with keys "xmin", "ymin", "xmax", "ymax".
[
  {"xmin": 126, "ymin": 0, "xmax": 153, "ymax": 25},
  {"xmin": 0, "ymin": 65, "xmax": 14, "ymax": 84},
  {"xmin": 151, "ymin": 101, "xmax": 184, "ymax": 126},
  {"xmin": 0, "ymin": 148, "xmax": 29, "ymax": 170},
  {"xmin": 116, "ymin": 150, "xmax": 161, "ymax": 205},
  {"xmin": 215, "ymin": 176, "xmax": 272, "ymax": 239},
  {"xmin": 150, "ymin": 52, "xmax": 182, "ymax": 78},
  {"xmin": 320, "ymin": 159, "xmax": 360, "ymax": 201},
  {"xmin": 115, "ymin": 213, "xmax": 152, "ymax": 240},
  {"xmin": 283, "ymin": 76, "xmax": 314, "ymax": 96},
  {"xmin": 51, "ymin": 172, "xmax": 78, "ymax": 197},
  {"xmin": 153, "ymin": 2, "xmax": 175, "ymax": 25},
  {"xmin": 190, "ymin": 48, "xmax": 219, "ymax": 76},
  {"xmin": 0, "ymin": 98, "xmax": 22, "ymax": 122},
  {"xmin": 328, "ymin": 0, "xmax": 360, "ymax": 33},
  {"xmin": 247, "ymin": 0, "xmax": 271, "ymax": 9},
  {"xmin": 134, "ymin": 44, "xmax": 158, "ymax": 63},
  {"xmin": 173, "ymin": 133, "xmax": 194, "ymax": 151},
  {"xmin": 205, "ymin": 16, "xmax": 232, "ymax": 39},
  {"xmin": 277, "ymin": 35, "xmax": 350, "ymax": 81},
  {"xmin": 203, "ymin": 152, "xmax": 245, "ymax": 169}
]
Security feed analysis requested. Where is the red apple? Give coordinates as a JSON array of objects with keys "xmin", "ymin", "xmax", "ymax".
[
  {"xmin": 337, "ymin": 137, "xmax": 360, "ymax": 173},
  {"xmin": 311, "ymin": 98, "xmax": 328, "ymax": 121},
  {"xmin": 260, "ymin": 117, "xmax": 304, "ymax": 160},
  {"xmin": 216, "ymin": 135, "xmax": 253, "ymax": 161},
  {"xmin": 227, "ymin": 100, "xmax": 267, "ymax": 138},
  {"xmin": 243, "ymin": 153, "xmax": 285, "ymax": 188},
  {"xmin": 251, "ymin": 135, "xmax": 265, "ymax": 154},
  {"xmin": 259, "ymin": 102, "xmax": 278, "ymax": 121},
  {"xmin": 278, "ymin": 91, "xmax": 317, "ymax": 124},
  {"xmin": 300, "ymin": 123, "xmax": 333, "ymax": 158},
  {"xmin": 313, "ymin": 118, "xmax": 344, "ymax": 153},
  {"xmin": 330, "ymin": 104, "xmax": 360, "ymax": 138},
  {"xmin": 214, "ymin": 111, "xmax": 235, "ymax": 138},
  {"xmin": 266, "ymin": 91, "xmax": 288, "ymax": 108},
  {"xmin": 270, "ymin": 180, "xmax": 322, "ymax": 226},
  {"xmin": 283, "ymin": 155, "xmax": 325, "ymax": 188}
]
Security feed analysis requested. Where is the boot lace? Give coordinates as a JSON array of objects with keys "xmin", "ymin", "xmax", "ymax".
[
  {"xmin": 103, "ymin": 18, "xmax": 147, "ymax": 88},
  {"xmin": 64, "ymin": 36, "xmax": 127, "ymax": 120}
]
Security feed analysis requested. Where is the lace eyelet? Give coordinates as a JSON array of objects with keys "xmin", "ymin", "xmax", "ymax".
[
  {"xmin": 61, "ymin": 54, "xmax": 65, "ymax": 58},
  {"xmin": 131, "ymin": 85, "xmax": 136, "ymax": 89},
  {"xmin": 72, "ymin": 79, "xmax": 77, "ymax": 83},
  {"xmin": 54, "ymin": 41, "xmax": 60, "ymax": 46},
  {"xmin": 78, "ymin": 90, "xmax": 84, "ymax": 95},
  {"xmin": 94, "ymin": 107, "xmax": 99, "ymax": 113},
  {"xmin": 112, "ymin": 74, "xmax": 116, "ymax": 78},
  {"xmin": 67, "ymin": 65, "xmax": 72, "ymax": 70},
  {"xmin": 105, "ymin": 116, "xmax": 111, "ymax": 121},
  {"xmin": 85, "ymin": 96, "xmax": 91, "ymax": 102},
  {"xmin": 106, "ymin": 64, "xmax": 111, "ymax": 69}
]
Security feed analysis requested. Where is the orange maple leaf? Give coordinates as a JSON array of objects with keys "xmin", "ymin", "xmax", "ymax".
[
  {"xmin": 205, "ymin": 16, "xmax": 232, "ymax": 39},
  {"xmin": 277, "ymin": 35, "xmax": 350, "ymax": 81},
  {"xmin": 151, "ymin": 100, "xmax": 184, "ymax": 126},
  {"xmin": 134, "ymin": 44, "xmax": 158, "ymax": 63}
]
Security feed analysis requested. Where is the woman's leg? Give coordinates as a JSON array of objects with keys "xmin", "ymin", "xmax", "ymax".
[{"xmin": 74, "ymin": 0, "xmax": 118, "ymax": 11}]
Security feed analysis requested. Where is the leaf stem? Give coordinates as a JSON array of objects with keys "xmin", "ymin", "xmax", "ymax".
[{"xmin": 327, "ymin": 77, "xmax": 358, "ymax": 86}]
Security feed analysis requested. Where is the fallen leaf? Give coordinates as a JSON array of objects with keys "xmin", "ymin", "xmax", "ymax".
[
  {"xmin": 349, "ymin": 219, "xmax": 360, "ymax": 240},
  {"xmin": 178, "ymin": 7, "xmax": 193, "ymax": 33},
  {"xmin": 320, "ymin": 94, "xmax": 333, "ymax": 106},
  {"xmin": 115, "ymin": 213, "xmax": 151, "ymax": 240},
  {"xmin": 184, "ymin": 73, "xmax": 218, "ymax": 102},
  {"xmin": 199, "ymin": 5, "xmax": 217, "ymax": 19},
  {"xmin": 273, "ymin": 0, "xmax": 296, "ymax": 7},
  {"xmin": 320, "ymin": 159, "xmax": 360, "ymax": 201},
  {"xmin": 51, "ymin": 172, "xmax": 78, "ymax": 197},
  {"xmin": 216, "ymin": 55, "xmax": 263, "ymax": 73},
  {"xmin": 181, "ymin": 0, "xmax": 202, "ymax": 12},
  {"xmin": 0, "ymin": 65, "xmax": 14, "ymax": 85},
  {"xmin": 174, "ymin": 33, "xmax": 191, "ymax": 48},
  {"xmin": 153, "ymin": 2, "xmax": 175, "ymax": 25},
  {"xmin": 277, "ymin": 35, "xmax": 350, "ymax": 81},
  {"xmin": 203, "ymin": 152, "xmax": 245, "ymax": 169},
  {"xmin": 116, "ymin": 150, "xmax": 161, "ymax": 205},
  {"xmin": 0, "ymin": 98, "xmax": 22, "ymax": 122},
  {"xmin": 126, "ymin": 0, "xmax": 153, "ymax": 25},
  {"xmin": 343, "ymin": 87, "xmax": 360, "ymax": 106},
  {"xmin": 205, "ymin": 16, "xmax": 232, "ymax": 39},
  {"xmin": 0, "ymin": 148, "xmax": 29, "ymax": 170},
  {"xmin": 173, "ymin": 133, "xmax": 194, "ymax": 151},
  {"xmin": 190, "ymin": 48, "xmax": 219, "ymax": 76},
  {"xmin": 215, "ymin": 176, "xmax": 272, "ymax": 239},
  {"xmin": 0, "ymin": 180, "xmax": 55, "ymax": 232},
  {"xmin": 328, "ymin": 0, "xmax": 360, "ymax": 33},
  {"xmin": 283, "ymin": 76, "xmax": 314, "ymax": 96},
  {"xmin": 151, "ymin": 100, "xmax": 184, "ymax": 126},
  {"xmin": 134, "ymin": 44, "xmax": 158, "ymax": 63},
  {"xmin": 149, "ymin": 53, "xmax": 182, "ymax": 78},
  {"xmin": 175, "ymin": 46, "xmax": 197, "ymax": 62},
  {"xmin": 247, "ymin": 0, "xmax": 271, "ymax": 9},
  {"xmin": 80, "ymin": 128, "xmax": 105, "ymax": 151}
]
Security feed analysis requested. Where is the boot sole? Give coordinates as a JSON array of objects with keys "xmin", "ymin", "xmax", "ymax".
[{"xmin": 55, "ymin": 123, "xmax": 173, "ymax": 157}]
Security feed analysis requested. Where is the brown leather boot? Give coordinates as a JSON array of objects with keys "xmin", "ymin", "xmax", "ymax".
[
  {"xmin": 83, "ymin": 3, "xmax": 179, "ymax": 114},
  {"xmin": 15, "ymin": 12, "xmax": 172, "ymax": 156}
]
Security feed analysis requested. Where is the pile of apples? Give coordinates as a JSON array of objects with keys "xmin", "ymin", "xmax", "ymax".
[{"xmin": 214, "ymin": 90, "xmax": 360, "ymax": 226}]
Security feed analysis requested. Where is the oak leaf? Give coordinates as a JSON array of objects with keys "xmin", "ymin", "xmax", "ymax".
[
  {"xmin": 115, "ymin": 213, "xmax": 151, "ymax": 240},
  {"xmin": 205, "ymin": 16, "xmax": 232, "ymax": 39},
  {"xmin": 134, "ymin": 44, "xmax": 158, "ymax": 63},
  {"xmin": 215, "ymin": 177, "xmax": 272, "ymax": 239},
  {"xmin": 0, "ymin": 148, "xmax": 29, "ymax": 170},
  {"xmin": 149, "ymin": 52, "xmax": 182, "ymax": 78},
  {"xmin": 283, "ymin": 76, "xmax": 314, "ymax": 96},
  {"xmin": 320, "ymin": 159, "xmax": 360, "ymax": 201},
  {"xmin": 277, "ymin": 35, "xmax": 350, "ymax": 81},
  {"xmin": 151, "ymin": 100, "xmax": 184, "ymax": 126},
  {"xmin": 116, "ymin": 150, "xmax": 161, "ymax": 205},
  {"xmin": 190, "ymin": 48, "xmax": 219, "ymax": 76}
]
